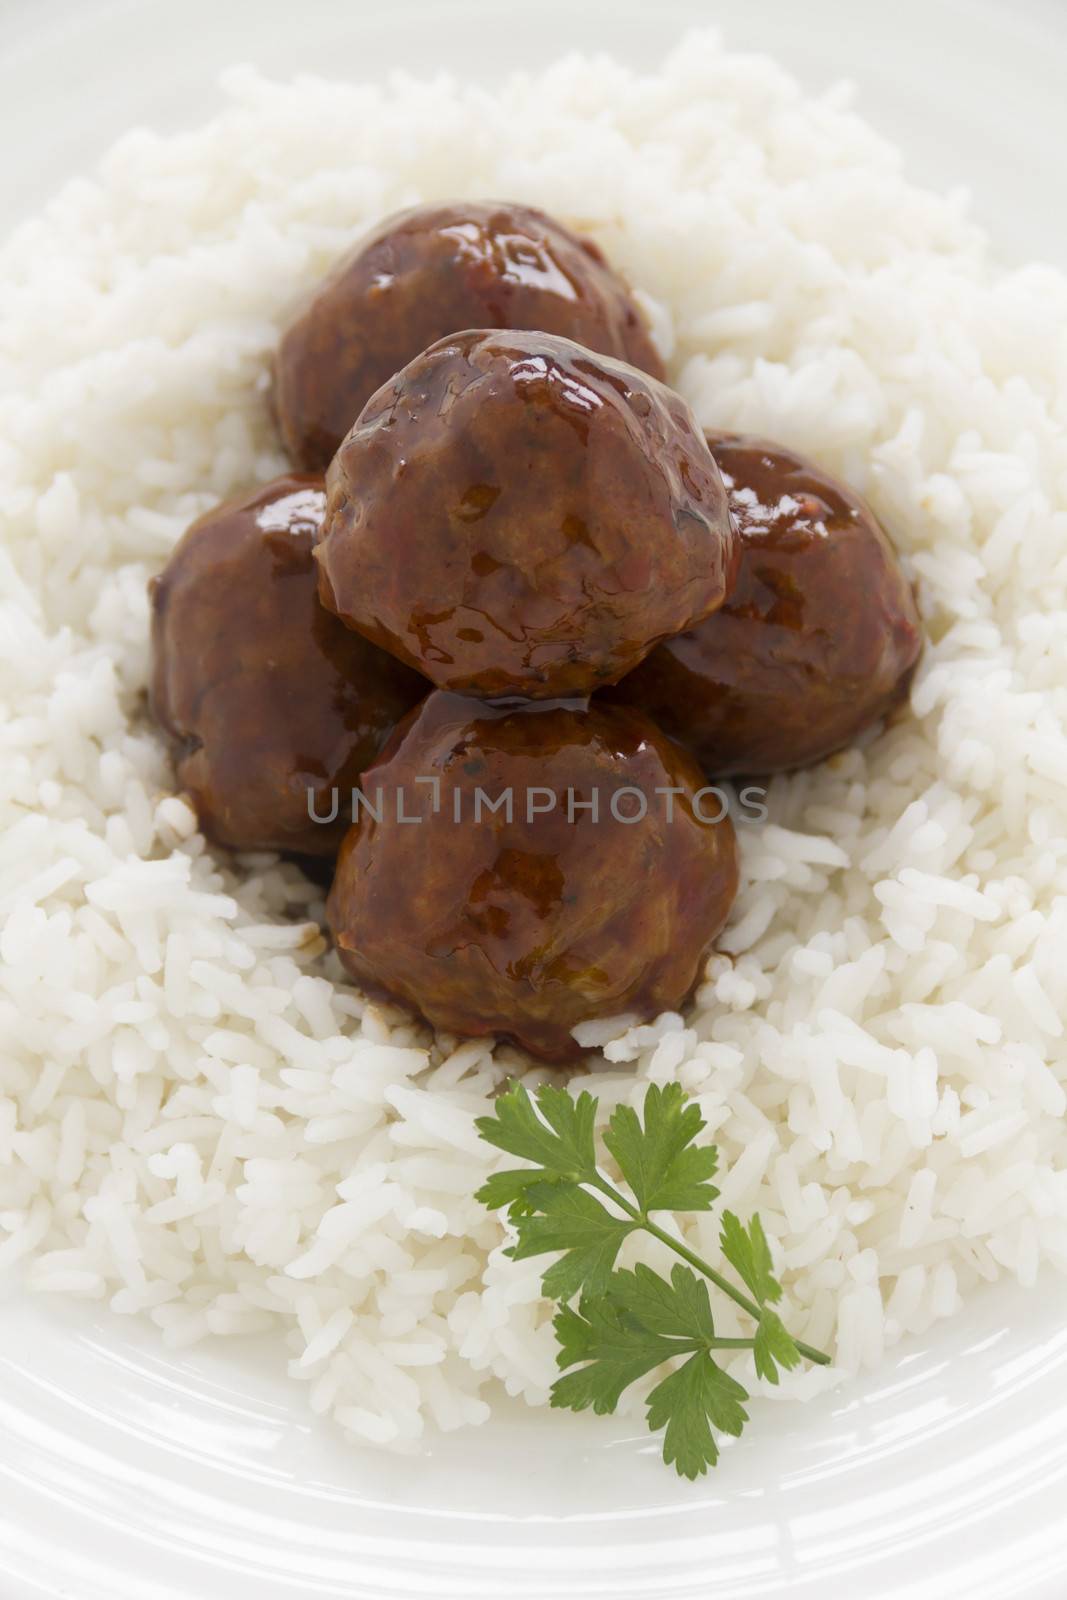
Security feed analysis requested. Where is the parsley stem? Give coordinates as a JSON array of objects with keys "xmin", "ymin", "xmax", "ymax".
[
  {"xmin": 643, "ymin": 1215, "xmax": 831, "ymax": 1368},
  {"xmin": 588, "ymin": 1172, "xmax": 831, "ymax": 1368}
]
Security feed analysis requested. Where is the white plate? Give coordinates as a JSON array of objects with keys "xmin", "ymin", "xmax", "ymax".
[
  {"xmin": 3, "ymin": 1276, "xmax": 1067, "ymax": 1598},
  {"xmin": 2, "ymin": 2, "xmax": 1067, "ymax": 1596}
]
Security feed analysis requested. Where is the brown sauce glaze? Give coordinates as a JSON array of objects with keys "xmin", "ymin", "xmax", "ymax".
[
  {"xmin": 272, "ymin": 201, "xmax": 665, "ymax": 471},
  {"xmin": 149, "ymin": 475, "xmax": 427, "ymax": 856},
  {"xmin": 327, "ymin": 691, "xmax": 739, "ymax": 1062},
  {"xmin": 608, "ymin": 433, "xmax": 922, "ymax": 776},
  {"xmin": 315, "ymin": 330, "xmax": 738, "ymax": 700}
]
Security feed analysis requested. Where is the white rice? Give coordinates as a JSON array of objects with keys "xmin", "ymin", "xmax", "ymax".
[{"xmin": 2, "ymin": 29, "xmax": 1067, "ymax": 1451}]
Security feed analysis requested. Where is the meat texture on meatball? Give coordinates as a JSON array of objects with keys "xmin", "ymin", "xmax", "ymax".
[
  {"xmin": 149, "ymin": 475, "xmax": 426, "ymax": 856},
  {"xmin": 609, "ymin": 433, "xmax": 922, "ymax": 775},
  {"xmin": 315, "ymin": 330, "xmax": 739, "ymax": 700},
  {"xmin": 273, "ymin": 200, "xmax": 665, "ymax": 470},
  {"xmin": 327, "ymin": 691, "xmax": 739, "ymax": 1063}
]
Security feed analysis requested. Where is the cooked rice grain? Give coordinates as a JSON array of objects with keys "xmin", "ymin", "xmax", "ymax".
[{"xmin": 2, "ymin": 30, "xmax": 1067, "ymax": 1449}]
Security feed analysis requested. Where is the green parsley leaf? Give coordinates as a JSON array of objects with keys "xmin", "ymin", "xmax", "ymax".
[
  {"xmin": 553, "ymin": 1265, "xmax": 753, "ymax": 1478},
  {"xmin": 473, "ymin": 1080, "xmax": 830, "ymax": 1478},
  {"xmin": 505, "ymin": 1181, "xmax": 636, "ymax": 1301},
  {"xmin": 474, "ymin": 1165, "xmax": 551, "ymax": 1215},
  {"xmin": 550, "ymin": 1296, "xmax": 682, "ymax": 1415},
  {"xmin": 647, "ymin": 1351, "xmax": 750, "ymax": 1480},
  {"xmin": 753, "ymin": 1310, "xmax": 802, "ymax": 1385},
  {"xmin": 474, "ymin": 1082, "xmax": 598, "ymax": 1213},
  {"xmin": 605, "ymin": 1261, "xmax": 716, "ymax": 1343},
  {"xmin": 603, "ymin": 1083, "xmax": 720, "ymax": 1215},
  {"xmin": 719, "ymin": 1210, "xmax": 782, "ymax": 1306}
]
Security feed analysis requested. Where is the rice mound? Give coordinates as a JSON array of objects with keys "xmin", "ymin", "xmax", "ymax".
[{"xmin": 2, "ymin": 30, "xmax": 1067, "ymax": 1450}]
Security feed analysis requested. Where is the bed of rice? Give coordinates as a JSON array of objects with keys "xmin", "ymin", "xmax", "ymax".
[{"xmin": 2, "ymin": 28, "xmax": 1066, "ymax": 1452}]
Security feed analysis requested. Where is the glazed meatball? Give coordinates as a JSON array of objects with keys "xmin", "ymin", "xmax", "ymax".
[
  {"xmin": 149, "ymin": 476, "xmax": 426, "ymax": 856},
  {"xmin": 273, "ymin": 200, "xmax": 665, "ymax": 470},
  {"xmin": 609, "ymin": 434, "xmax": 922, "ymax": 775},
  {"xmin": 315, "ymin": 330, "xmax": 738, "ymax": 700},
  {"xmin": 327, "ymin": 691, "xmax": 738, "ymax": 1063}
]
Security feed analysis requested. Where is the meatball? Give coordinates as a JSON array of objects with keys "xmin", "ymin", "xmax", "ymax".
[
  {"xmin": 315, "ymin": 330, "xmax": 738, "ymax": 700},
  {"xmin": 327, "ymin": 691, "xmax": 738, "ymax": 1063},
  {"xmin": 608, "ymin": 433, "xmax": 922, "ymax": 775},
  {"xmin": 149, "ymin": 475, "xmax": 426, "ymax": 856},
  {"xmin": 272, "ymin": 200, "xmax": 665, "ymax": 470}
]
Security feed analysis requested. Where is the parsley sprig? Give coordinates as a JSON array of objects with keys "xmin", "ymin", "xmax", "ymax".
[{"xmin": 475, "ymin": 1081, "xmax": 831, "ymax": 1478}]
